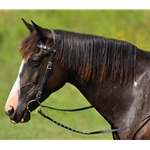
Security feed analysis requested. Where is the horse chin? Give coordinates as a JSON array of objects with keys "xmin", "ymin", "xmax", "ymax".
[{"xmin": 20, "ymin": 111, "xmax": 31, "ymax": 123}]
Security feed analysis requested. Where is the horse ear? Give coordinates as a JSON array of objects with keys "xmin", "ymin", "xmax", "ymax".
[
  {"xmin": 22, "ymin": 18, "xmax": 34, "ymax": 33},
  {"xmin": 31, "ymin": 20, "xmax": 48, "ymax": 43}
]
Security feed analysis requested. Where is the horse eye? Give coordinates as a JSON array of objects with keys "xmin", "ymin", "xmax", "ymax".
[{"xmin": 29, "ymin": 58, "xmax": 41, "ymax": 67}]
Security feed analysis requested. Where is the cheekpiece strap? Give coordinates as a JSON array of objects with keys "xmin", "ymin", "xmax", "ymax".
[{"xmin": 50, "ymin": 30, "xmax": 55, "ymax": 44}]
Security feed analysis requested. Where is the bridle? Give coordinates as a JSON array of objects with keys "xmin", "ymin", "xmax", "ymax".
[
  {"xmin": 26, "ymin": 30, "xmax": 150, "ymax": 136},
  {"xmin": 26, "ymin": 30, "xmax": 56, "ymax": 113}
]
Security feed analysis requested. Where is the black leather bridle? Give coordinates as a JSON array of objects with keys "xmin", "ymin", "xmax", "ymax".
[
  {"xmin": 26, "ymin": 30, "xmax": 150, "ymax": 136},
  {"xmin": 27, "ymin": 30, "xmax": 56, "ymax": 111},
  {"xmin": 35, "ymin": 30, "xmax": 56, "ymax": 104}
]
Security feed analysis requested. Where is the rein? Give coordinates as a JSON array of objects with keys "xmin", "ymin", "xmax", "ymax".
[
  {"xmin": 39, "ymin": 104, "xmax": 93, "ymax": 112},
  {"xmin": 38, "ymin": 106, "xmax": 150, "ymax": 135},
  {"xmin": 28, "ymin": 101, "xmax": 150, "ymax": 135},
  {"xmin": 27, "ymin": 30, "xmax": 150, "ymax": 135}
]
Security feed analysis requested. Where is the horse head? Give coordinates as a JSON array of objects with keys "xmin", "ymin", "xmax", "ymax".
[{"xmin": 5, "ymin": 19, "xmax": 68, "ymax": 124}]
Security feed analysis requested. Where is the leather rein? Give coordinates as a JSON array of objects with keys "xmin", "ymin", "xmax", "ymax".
[{"xmin": 26, "ymin": 30, "xmax": 150, "ymax": 135}]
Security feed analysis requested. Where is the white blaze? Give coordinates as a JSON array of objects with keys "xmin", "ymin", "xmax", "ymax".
[{"xmin": 5, "ymin": 60, "xmax": 25, "ymax": 111}]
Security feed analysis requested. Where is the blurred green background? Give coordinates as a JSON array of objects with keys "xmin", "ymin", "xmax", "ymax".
[{"xmin": 1, "ymin": 10, "xmax": 150, "ymax": 140}]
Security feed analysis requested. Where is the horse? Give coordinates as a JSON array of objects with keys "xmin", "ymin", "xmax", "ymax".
[{"xmin": 5, "ymin": 19, "xmax": 150, "ymax": 140}]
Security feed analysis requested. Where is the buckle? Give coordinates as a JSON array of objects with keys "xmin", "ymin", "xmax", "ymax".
[
  {"xmin": 36, "ymin": 91, "xmax": 42, "ymax": 100},
  {"xmin": 47, "ymin": 62, "xmax": 52, "ymax": 70}
]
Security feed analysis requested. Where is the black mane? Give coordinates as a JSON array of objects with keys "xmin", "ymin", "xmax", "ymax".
[{"xmin": 54, "ymin": 30, "xmax": 137, "ymax": 84}]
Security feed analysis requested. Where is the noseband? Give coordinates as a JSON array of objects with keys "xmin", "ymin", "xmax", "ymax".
[{"xmin": 26, "ymin": 30, "xmax": 150, "ymax": 136}]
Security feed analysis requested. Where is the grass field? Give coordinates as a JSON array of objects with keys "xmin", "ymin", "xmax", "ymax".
[{"xmin": 1, "ymin": 10, "xmax": 150, "ymax": 140}]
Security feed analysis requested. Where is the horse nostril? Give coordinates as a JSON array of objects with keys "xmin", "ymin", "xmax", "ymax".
[{"xmin": 5, "ymin": 107, "xmax": 14, "ymax": 117}]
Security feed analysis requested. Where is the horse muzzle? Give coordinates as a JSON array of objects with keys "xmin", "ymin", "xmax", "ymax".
[{"xmin": 5, "ymin": 106, "xmax": 31, "ymax": 124}]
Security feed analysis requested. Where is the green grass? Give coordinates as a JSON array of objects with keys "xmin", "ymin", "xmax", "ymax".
[{"xmin": 1, "ymin": 10, "xmax": 150, "ymax": 140}]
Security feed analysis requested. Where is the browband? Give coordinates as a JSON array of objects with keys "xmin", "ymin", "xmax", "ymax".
[{"xmin": 36, "ymin": 30, "xmax": 55, "ymax": 51}]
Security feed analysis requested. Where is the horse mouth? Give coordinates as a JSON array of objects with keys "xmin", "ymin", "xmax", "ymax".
[
  {"xmin": 8, "ymin": 109, "xmax": 31, "ymax": 124},
  {"xmin": 6, "ymin": 100, "xmax": 40, "ymax": 124}
]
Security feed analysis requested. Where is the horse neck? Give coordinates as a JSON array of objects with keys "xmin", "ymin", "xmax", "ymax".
[
  {"xmin": 67, "ymin": 49, "xmax": 150, "ymax": 139},
  {"xmin": 67, "ymin": 72, "xmax": 124, "ymax": 125},
  {"xmin": 67, "ymin": 71, "xmax": 141, "ymax": 127},
  {"xmin": 137, "ymin": 49, "xmax": 150, "ymax": 61}
]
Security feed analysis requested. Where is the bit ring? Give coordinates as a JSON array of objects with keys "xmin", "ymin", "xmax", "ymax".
[{"xmin": 26, "ymin": 100, "xmax": 41, "ymax": 114}]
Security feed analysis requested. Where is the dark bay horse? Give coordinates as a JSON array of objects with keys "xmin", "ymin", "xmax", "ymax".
[{"xmin": 5, "ymin": 19, "xmax": 150, "ymax": 139}]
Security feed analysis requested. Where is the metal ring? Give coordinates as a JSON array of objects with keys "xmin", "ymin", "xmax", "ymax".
[{"xmin": 26, "ymin": 100, "xmax": 41, "ymax": 115}]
